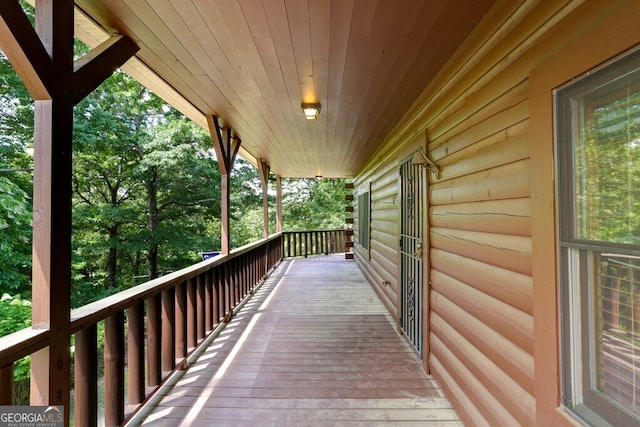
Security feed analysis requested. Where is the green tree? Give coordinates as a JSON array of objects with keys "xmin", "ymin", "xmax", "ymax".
[
  {"xmin": 135, "ymin": 118, "xmax": 220, "ymax": 279},
  {"xmin": 71, "ymin": 70, "xmax": 166, "ymax": 302},
  {"xmin": 282, "ymin": 178, "xmax": 347, "ymax": 230},
  {"xmin": 0, "ymin": 48, "xmax": 33, "ymax": 298}
]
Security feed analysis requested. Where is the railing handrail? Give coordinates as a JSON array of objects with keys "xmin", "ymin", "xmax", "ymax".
[{"xmin": 0, "ymin": 328, "xmax": 49, "ymax": 368}]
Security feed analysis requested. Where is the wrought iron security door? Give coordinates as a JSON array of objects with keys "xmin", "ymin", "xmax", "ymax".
[{"xmin": 400, "ymin": 158, "xmax": 424, "ymax": 355}]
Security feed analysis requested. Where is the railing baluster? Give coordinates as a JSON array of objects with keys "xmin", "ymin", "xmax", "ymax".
[
  {"xmin": 0, "ymin": 363, "xmax": 13, "ymax": 405},
  {"xmin": 75, "ymin": 325, "xmax": 97, "ymax": 427},
  {"xmin": 213, "ymin": 267, "xmax": 221, "ymax": 325},
  {"xmin": 187, "ymin": 278, "xmax": 197, "ymax": 350},
  {"xmin": 205, "ymin": 270, "xmax": 213, "ymax": 333},
  {"xmin": 233, "ymin": 257, "xmax": 244, "ymax": 307},
  {"xmin": 197, "ymin": 275, "xmax": 205, "ymax": 342},
  {"xmin": 224, "ymin": 265, "xmax": 232, "ymax": 321},
  {"xmin": 104, "ymin": 312, "xmax": 125, "ymax": 426},
  {"xmin": 147, "ymin": 294, "xmax": 161, "ymax": 386},
  {"xmin": 175, "ymin": 281, "xmax": 187, "ymax": 361},
  {"xmin": 162, "ymin": 288, "xmax": 176, "ymax": 372},
  {"xmin": 128, "ymin": 302, "xmax": 145, "ymax": 404}
]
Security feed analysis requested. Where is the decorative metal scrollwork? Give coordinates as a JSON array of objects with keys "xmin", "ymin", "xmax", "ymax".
[
  {"xmin": 407, "ymin": 276, "xmax": 415, "ymax": 320},
  {"xmin": 407, "ymin": 174, "xmax": 414, "ymax": 219}
]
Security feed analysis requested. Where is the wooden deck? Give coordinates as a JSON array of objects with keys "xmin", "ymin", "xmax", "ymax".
[{"xmin": 130, "ymin": 255, "xmax": 462, "ymax": 426}]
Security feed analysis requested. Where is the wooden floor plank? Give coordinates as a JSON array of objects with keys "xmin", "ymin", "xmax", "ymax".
[{"xmin": 131, "ymin": 255, "xmax": 461, "ymax": 426}]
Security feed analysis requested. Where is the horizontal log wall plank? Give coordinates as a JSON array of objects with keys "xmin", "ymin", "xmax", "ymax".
[
  {"xmin": 432, "ymin": 83, "xmax": 528, "ymax": 157},
  {"xmin": 355, "ymin": 255, "xmax": 397, "ymax": 320},
  {"xmin": 430, "ymin": 332, "xmax": 520, "ymax": 426},
  {"xmin": 431, "ymin": 316, "xmax": 535, "ymax": 426},
  {"xmin": 431, "ymin": 248, "xmax": 532, "ymax": 315},
  {"xmin": 430, "ymin": 228, "xmax": 531, "ymax": 276},
  {"xmin": 436, "ymin": 134, "xmax": 529, "ymax": 182},
  {"xmin": 430, "ymin": 159, "xmax": 530, "ymax": 205},
  {"xmin": 431, "ymin": 269, "xmax": 533, "ymax": 355},
  {"xmin": 431, "ymin": 294, "xmax": 535, "ymax": 394},
  {"xmin": 429, "ymin": 354, "xmax": 490, "ymax": 427},
  {"xmin": 430, "ymin": 198, "xmax": 530, "ymax": 236}
]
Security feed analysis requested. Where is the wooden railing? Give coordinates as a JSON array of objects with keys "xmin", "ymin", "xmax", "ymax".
[
  {"xmin": 0, "ymin": 234, "xmax": 283, "ymax": 426},
  {"xmin": 282, "ymin": 229, "xmax": 346, "ymax": 258}
]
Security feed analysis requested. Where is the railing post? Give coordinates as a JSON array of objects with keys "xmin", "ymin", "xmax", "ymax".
[
  {"xmin": 0, "ymin": 364, "xmax": 13, "ymax": 405},
  {"xmin": 147, "ymin": 294, "xmax": 162, "ymax": 386},
  {"xmin": 75, "ymin": 326, "xmax": 97, "ymax": 427},
  {"xmin": 128, "ymin": 302, "xmax": 145, "ymax": 404},
  {"xmin": 104, "ymin": 312, "xmax": 125, "ymax": 426},
  {"xmin": 162, "ymin": 288, "xmax": 176, "ymax": 372}
]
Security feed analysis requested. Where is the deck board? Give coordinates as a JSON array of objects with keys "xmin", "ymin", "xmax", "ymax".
[{"xmin": 132, "ymin": 255, "xmax": 462, "ymax": 426}]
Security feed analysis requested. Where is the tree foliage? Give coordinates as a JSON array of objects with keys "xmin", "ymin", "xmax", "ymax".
[{"xmin": 282, "ymin": 178, "xmax": 348, "ymax": 230}]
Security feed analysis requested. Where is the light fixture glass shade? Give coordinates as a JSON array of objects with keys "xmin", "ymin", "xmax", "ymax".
[{"xmin": 301, "ymin": 103, "xmax": 321, "ymax": 120}]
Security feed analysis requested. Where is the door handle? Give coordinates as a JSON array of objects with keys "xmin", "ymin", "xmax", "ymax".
[{"xmin": 414, "ymin": 242, "xmax": 423, "ymax": 258}]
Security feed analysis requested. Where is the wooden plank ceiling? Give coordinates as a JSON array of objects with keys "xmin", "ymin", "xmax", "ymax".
[{"xmin": 71, "ymin": 0, "xmax": 495, "ymax": 178}]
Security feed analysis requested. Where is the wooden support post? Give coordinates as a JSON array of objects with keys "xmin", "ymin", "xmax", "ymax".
[
  {"xmin": 29, "ymin": 1, "xmax": 74, "ymax": 414},
  {"xmin": 74, "ymin": 326, "xmax": 97, "ymax": 427},
  {"xmin": 128, "ymin": 302, "xmax": 145, "ymax": 404},
  {"xmin": 207, "ymin": 115, "xmax": 241, "ymax": 255},
  {"xmin": 220, "ymin": 173, "xmax": 231, "ymax": 255},
  {"xmin": 104, "ymin": 312, "xmax": 125, "ymax": 427},
  {"xmin": 276, "ymin": 175, "xmax": 283, "ymax": 232},
  {"xmin": 258, "ymin": 159, "xmax": 270, "ymax": 238},
  {"xmin": 147, "ymin": 294, "xmax": 162, "ymax": 386}
]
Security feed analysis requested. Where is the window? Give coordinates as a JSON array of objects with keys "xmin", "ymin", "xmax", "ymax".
[
  {"xmin": 556, "ymin": 48, "xmax": 640, "ymax": 426},
  {"xmin": 358, "ymin": 190, "xmax": 370, "ymax": 250}
]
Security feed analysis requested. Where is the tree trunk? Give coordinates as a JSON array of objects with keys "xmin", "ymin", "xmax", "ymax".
[
  {"xmin": 106, "ymin": 232, "xmax": 117, "ymax": 289},
  {"xmin": 147, "ymin": 169, "xmax": 159, "ymax": 280}
]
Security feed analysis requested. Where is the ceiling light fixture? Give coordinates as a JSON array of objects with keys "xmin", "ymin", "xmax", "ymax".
[{"xmin": 301, "ymin": 103, "xmax": 321, "ymax": 120}]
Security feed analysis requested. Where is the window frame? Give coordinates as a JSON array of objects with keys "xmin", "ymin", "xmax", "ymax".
[
  {"xmin": 357, "ymin": 186, "xmax": 371, "ymax": 252},
  {"xmin": 555, "ymin": 46, "xmax": 640, "ymax": 427}
]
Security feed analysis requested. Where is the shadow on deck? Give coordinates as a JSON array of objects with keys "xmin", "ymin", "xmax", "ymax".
[{"xmin": 130, "ymin": 255, "xmax": 461, "ymax": 426}]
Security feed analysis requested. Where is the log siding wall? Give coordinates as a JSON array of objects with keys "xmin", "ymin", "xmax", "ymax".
[{"xmin": 354, "ymin": 1, "xmax": 640, "ymax": 425}]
